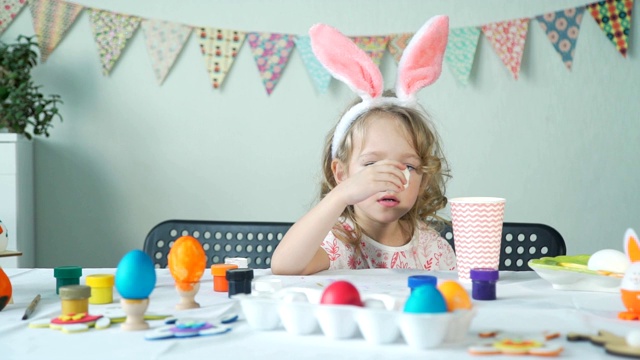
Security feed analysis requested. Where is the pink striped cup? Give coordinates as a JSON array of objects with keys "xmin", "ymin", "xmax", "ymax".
[{"xmin": 449, "ymin": 197, "xmax": 506, "ymax": 282}]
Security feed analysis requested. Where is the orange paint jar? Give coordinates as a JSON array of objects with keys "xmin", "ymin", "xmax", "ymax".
[{"xmin": 211, "ymin": 264, "xmax": 238, "ymax": 292}]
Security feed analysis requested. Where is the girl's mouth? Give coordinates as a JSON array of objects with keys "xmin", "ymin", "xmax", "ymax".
[{"xmin": 378, "ymin": 196, "xmax": 399, "ymax": 207}]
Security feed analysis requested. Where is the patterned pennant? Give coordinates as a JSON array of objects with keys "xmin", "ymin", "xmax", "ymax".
[
  {"xmin": 197, "ymin": 27, "xmax": 246, "ymax": 90},
  {"xmin": 294, "ymin": 35, "xmax": 331, "ymax": 93},
  {"xmin": 351, "ymin": 36, "xmax": 389, "ymax": 66},
  {"xmin": 481, "ymin": 18, "xmax": 529, "ymax": 80},
  {"xmin": 587, "ymin": 0, "xmax": 634, "ymax": 58},
  {"xmin": 247, "ymin": 32, "xmax": 295, "ymax": 95},
  {"xmin": 388, "ymin": 33, "xmax": 413, "ymax": 64},
  {"xmin": 88, "ymin": 9, "xmax": 141, "ymax": 76},
  {"xmin": 29, "ymin": 0, "xmax": 83, "ymax": 63},
  {"xmin": 536, "ymin": 7, "xmax": 585, "ymax": 70},
  {"xmin": 445, "ymin": 27, "xmax": 481, "ymax": 85},
  {"xmin": 0, "ymin": 0, "xmax": 27, "ymax": 35},
  {"xmin": 141, "ymin": 19, "xmax": 192, "ymax": 85}
]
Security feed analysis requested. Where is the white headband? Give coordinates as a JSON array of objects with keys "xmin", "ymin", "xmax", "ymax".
[{"xmin": 309, "ymin": 16, "xmax": 449, "ymax": 158}]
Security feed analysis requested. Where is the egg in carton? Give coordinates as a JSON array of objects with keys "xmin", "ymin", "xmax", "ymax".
[{"xmin": 233, "ymin": 279, "xmax": 476, "ymax": 349}]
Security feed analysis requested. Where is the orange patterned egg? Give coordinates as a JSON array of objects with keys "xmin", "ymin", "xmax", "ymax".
[
  {"xmin": 437, "ymin": 280, "xmax": 473, "ymax": 311},
  {"xmin": 168, "ymin": 236, "xmax": 207, "ymax": 290},
  {"xmin": 0, "ymin": 267, "xmax": 12, "ymax": 311}
]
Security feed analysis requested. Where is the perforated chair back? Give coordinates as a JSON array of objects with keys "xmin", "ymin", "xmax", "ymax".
[
  {"xmin": 143, "ymin": 220, "xmax": 293, "ymax": 269},
  {"xmin": 439, "ymin": 222, "xmax": 566, "ymax": 271}
]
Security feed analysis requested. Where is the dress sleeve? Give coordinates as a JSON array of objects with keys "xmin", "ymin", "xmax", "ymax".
[
  {"xmin": 436, "ymin": 236, "xmax": 457, "ymax": 271},
  {"xmin": 320, "ymin": 231, "xmax": 357, "ymax": 270}
]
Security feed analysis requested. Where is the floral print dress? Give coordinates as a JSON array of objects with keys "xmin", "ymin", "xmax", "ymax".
[{"xmin": 320, "ymin": 221, "xmax": 456, "ymax": 271}]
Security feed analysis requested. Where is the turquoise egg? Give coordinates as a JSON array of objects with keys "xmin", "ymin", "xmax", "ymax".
[
  {"xmin": 403, "ymin": 285, "xmax": 448, "ymax": 313},
  {"xmin": 115, "ymin": 250, "xmax": 157, "ymax": 299}
]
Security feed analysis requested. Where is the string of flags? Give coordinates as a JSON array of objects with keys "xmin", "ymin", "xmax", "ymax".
[{"xmin": 0, "ymin": 0, "xmax": 634, "ymax": 94}]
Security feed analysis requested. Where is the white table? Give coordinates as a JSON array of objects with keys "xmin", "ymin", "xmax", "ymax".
[{"xmin": 0, "ymin": 268, "xmax": 631, "ymax": 359}]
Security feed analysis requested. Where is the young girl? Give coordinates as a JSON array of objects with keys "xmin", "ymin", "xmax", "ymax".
[{"xmin": 271, "ymin": 15, "xmax": 456, "ymax": 275}]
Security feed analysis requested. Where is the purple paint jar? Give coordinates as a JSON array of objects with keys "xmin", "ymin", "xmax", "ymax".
[{"xmin": 470, "ymin": 268, "xmax": 499, "ymax": 300}]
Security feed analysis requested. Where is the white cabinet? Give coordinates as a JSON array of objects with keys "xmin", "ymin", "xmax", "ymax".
[{"xmin": 0, "ymin": 134, "xmax": 34, "ymax": 268}]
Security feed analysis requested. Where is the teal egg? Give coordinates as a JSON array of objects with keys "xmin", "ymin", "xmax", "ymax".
[
  {"xmin": 115, "ymin": 250, "xmax": 156, "ymax": 299},
  {"xmin": 403, "ymin": 285, "xmax": 448, "ymax": 313}
]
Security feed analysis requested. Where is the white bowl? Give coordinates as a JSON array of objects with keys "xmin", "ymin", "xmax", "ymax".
[
  {"xmin": 278, "ymin": 301, "xmax": 319, "ymax": 335},
  {"xmin": 398, "ymin": 312, "xmax": 453, "ymax": 349},
  {"xmin": 354, "ymin": 307, "xmax": 401, "ymax": 344},
  {"xmin": 237, "ymin": 295, "xmax": 281, "ymax": 330}
]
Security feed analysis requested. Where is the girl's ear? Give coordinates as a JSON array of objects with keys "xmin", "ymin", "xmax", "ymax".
[
  {"xmin": 332, "ymin": 159, "xmax": 347, "ymax": 184},
  {"xmin": 625, "ymin": 228, "xmax": 640, "ymax": 263}
]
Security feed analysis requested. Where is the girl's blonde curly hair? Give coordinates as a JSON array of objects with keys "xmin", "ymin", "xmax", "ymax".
[{"xmin": 319, "ymin": 92, "xmax": 450, "ymax": 250}]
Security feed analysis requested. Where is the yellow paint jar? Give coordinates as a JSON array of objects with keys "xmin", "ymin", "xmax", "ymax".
[
  {"xmin": 86, "ymin": 274, "xmax": 115, "ymax": 304},
  {"xmin": 59, "ymin": 285, "xmax": 91, "ymax": 315}
]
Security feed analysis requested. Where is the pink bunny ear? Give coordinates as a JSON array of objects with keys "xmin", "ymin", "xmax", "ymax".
[
  {"xmin": 625, "ymin": 228, "xmax": 640, "ymax": 263},
  {"xmin": 396, "ymin": 15, "xmax": 449, "ymax": 101},
  {"xmin": 309, "ymin": 24, "xmax": 383, "ymax": 100}
]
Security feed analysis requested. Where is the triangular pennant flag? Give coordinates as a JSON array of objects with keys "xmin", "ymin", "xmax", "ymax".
[
  {"xmin": 197, "ymin": 27, "xmax": 246, "ymax": 90},
  {"xmin": 247, "ymin": 32, "xmax": 295, "ymax": 95},
  {"xmin": 587, "ymin": 0, "xmax": 634, "ymax": 58},
  {"xmin": 0, "ymin": 0, "xmax": 27, "ymax": 36},
  {"xmin": 536, "ymin": 7, "xmax": 585, "ymax": 70},
  {"xmin": 351, "ymin": 36, "xmax": 389, "ymax": 66},
  {"xmin": 482, "ymin": 18, "xmax": 529, "ymax": 80},
  {"xmin": 29, "ymin": 0, "xmax": 83, "ymax": 63},
  {"xmin": 387, "ymin": 33, "xmax": 413, "ymax": 64},
  {"xmin": 141, "ymin": 19, "xmax": 192, "ymax": 85},
  {"xmin": 294, "ymin": 35, "xmax": 331, "ymax": 93},
  {"xmin": 445, "ymin": 26, "xmax": 481, "ymax": 85},
  {"xmin": 88, "ymin": 9, "xmax": 141, "ymax": 76}
]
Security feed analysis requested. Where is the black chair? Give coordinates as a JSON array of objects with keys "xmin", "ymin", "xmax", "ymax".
[
  {"xmin": 143, "ymin": 220, "xmax": 293, "ymax": 269},
  {"xmin": 439, "ymin": 222, "xmax": 566, "ymax": 271}
]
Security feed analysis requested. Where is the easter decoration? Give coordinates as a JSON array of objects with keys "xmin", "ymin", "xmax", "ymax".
[
  {"xmin": 567, "ymin": 329, "xmax": 640, "ymax": 358},
  {"xmin": 0, "ymin": 266, "xmax": 12, "ymax": 311},
  {"xmin": 469, "ymin": 331, "xmax": 563, "ymax": 356},
  {"xmin": 144, "ymin": 313, "xmax": 238, "ymax": 341},
  {"xmin": 115, "ymin": 249, "xmax": 157, "ymax": 330},
  {"xmin": 619, "ymin": 228, "xmax": 640, "ymax": 321},
  {"xmin": 167, "ymin": 236, "xmax": 207, "ymax": 310}
]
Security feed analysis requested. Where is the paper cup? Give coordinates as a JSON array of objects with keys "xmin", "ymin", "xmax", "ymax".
[{"xmin": 449, "ymin": 197, "xmax": 505, "ymax": 282}]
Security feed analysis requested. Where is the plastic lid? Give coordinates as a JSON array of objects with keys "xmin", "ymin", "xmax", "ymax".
[
  {"xmin": 85, "ymin": 274, "xmax": 114, "ymax": 287},
  {"xmin": 211, "ymin": 264, "xmax": 239, "ymax": 276},
  {"xmin": 408, "ymin": 275, "xmax": 437, "ymax": 289},
  {"xmin": 470, "ymin": 268, "xmax": 499, "ymax": 281},
  {"xmin": 59, "ymin": 285, "xmax": 91, "ymax": 300},
  {"xmin": 54, "ymin": 266, "xmax": 82, "ymax": 279},
  {"xmin": 226, "ymin": 268, "xmax": 254, "ymax": 281}
]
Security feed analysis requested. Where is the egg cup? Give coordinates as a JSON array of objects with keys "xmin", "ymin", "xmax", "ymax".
[
  {"xmin": 175, "ymin": 282, "xmax": 200, "ymax": 310},
  {"xmin": 120, "ymin": 298, "xmax": 150, "ymax": 331}
]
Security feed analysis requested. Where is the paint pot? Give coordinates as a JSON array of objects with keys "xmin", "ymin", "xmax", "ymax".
[
  {"xmin": 59, "ymin": 285, "xmax": 91, "ymax": 315},
  {"xmin": 211, "ymin": 264, "xmax": 239, "ymax": 292},
  {"xmin": 86, "ymin": 274, "xmax": 115, "ymax": 304}
]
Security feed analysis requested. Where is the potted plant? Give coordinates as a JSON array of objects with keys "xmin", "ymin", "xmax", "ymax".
[{"xmin": 0, "ymin": 35, "xmax": 63, "ymax": 139}]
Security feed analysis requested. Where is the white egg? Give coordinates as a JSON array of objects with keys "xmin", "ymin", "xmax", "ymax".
[{"xmin": 587, "ymin": 249, "xmax": 630, "ymax": 273}]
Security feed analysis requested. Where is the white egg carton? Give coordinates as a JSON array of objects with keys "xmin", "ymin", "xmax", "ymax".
[{"xmin": 234, "ymin": 287, "xmax": 476, "ymax": 349}]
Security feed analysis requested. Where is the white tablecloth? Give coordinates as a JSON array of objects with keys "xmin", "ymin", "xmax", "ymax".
[{"xmin": 0, "ymin": 268, "xmax": 631, "ymax": 359}]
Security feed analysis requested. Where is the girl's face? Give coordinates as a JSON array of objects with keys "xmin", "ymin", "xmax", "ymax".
[{"xmin": 346, "ymin": 113, "xmax": 423, "ymax": 225}]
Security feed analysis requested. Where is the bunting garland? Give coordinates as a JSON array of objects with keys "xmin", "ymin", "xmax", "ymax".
[
  {"xmin": 0, "ymin": 0, "xmax": 636, "ymax": 92},
  {"xmin": 536, "ymin": 7, "xmax": 585, "ymax": 70},
  {"xmin": 387, "ymin": 33, "xmax": 412, "ymax": 64},
  {"xmin": 141, "ymin": 19, "xmax": 191, "ymax": 85},
  {"xmin": 294, "ymin": 35, "xmax": 332, "ymax": 93},
  {"xmin": 197, "ymin": 27, "xmax": 246, "ymax": 90},
  {"xmin": 445, "ymin": 27, "xmax": 481, "ymax": 85},
  {"xmin": 587, "ymin": 0, "xmax": 634, "ymax": 57},
  {"xmin": 29, "ymin": 0, "xmax": 83, "ymax": 63},
  {"xmin": 352, "ymin": 36, "xmax": 389, "ymax": 66},
  {"xmin": 0, "ymin": 0, "xmax": 26, "ymax": 35},
  {"xmin": 247, "ymin": 32, "xmax": 295, "ymax": 95},
  {"xmin": 482, "ymin": 18, "xmax": 530, "ymax": 80},
  {"xmin": 88, "ymin": 9, "xmax": 141, "ymax": 76}
]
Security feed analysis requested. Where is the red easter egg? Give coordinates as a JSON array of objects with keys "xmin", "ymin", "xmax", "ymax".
[
  {"xmin": 0, "ymin": 267, "xmax": 12, "ymax": 311},
  {"xmin": 320, "ymin": 280, "xmax": 363, "ymax": 306}
]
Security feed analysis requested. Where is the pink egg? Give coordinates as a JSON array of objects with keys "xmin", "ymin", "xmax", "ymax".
[{"xmin": 320, "ymin": 280, "xmax": 363, "ymax": 306}]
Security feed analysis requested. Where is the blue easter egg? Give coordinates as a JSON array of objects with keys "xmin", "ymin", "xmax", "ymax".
[
  {"xmin": 115, "ymin": 250, "xmax": 157, "ymax": 299},
  {"xmin": 403, "ymin": 285, "xmax": 448, "ymax": 313}
]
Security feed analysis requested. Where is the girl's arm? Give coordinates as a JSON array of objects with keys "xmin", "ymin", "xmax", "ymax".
[{"xmin": 271, "ymin": 190, "xmax": 347, "ymax": 275}]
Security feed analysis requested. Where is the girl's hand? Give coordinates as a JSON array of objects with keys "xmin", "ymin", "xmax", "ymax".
[{"xmin": 334, "ymin": 160, "xmax": 407, "ymax": 205}]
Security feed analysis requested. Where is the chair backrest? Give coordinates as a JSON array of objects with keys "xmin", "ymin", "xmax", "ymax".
[
  {"xmin": 143, "ymin": 220, "xmax": 293, "ymax": 269},
  {"xmin": 439, "ymin": 222, "xmax": 567, "ymax": 271}
]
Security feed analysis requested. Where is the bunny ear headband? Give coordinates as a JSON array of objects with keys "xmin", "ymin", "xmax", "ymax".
[{"xmin": 309, "ymin": 15, "xmax": 449, "ymax": 159}]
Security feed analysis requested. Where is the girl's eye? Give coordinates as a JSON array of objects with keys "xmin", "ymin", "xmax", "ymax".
[
  {"xmin": 406, "ymin": 165, "xmax": 417, "ymax": 171},
  {"xmin": 364, "ymin": 162, "xmax": 376, "ymax": 166}
]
